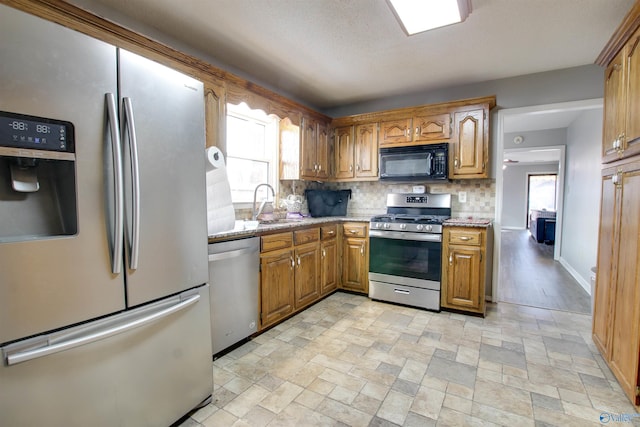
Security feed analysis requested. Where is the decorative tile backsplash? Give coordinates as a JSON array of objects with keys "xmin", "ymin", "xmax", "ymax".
[{"xmin": 237, "ymin": 179, "xmax": 496, "ymax": 220}]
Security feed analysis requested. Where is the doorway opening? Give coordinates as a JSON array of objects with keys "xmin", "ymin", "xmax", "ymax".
[{"xmin": 526, "ymin": 173, "xmax": 557, "ymax": 227}]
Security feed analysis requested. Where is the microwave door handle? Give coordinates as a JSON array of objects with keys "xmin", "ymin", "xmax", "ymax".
[{"xmin": 427, "ymin": 153, "xmax": 433, "ymax": 176}]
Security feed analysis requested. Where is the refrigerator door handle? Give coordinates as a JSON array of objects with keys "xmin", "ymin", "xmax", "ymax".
[
  {"xmin": 106, "ymin": 93, "xmax": 124, "ymax": 275},
  {"xmin": 5, "ymin": 292, "xmax": 200, "ymax": 366},
  {"xmin": 122, "ymin": 97, "xmax": 141, "ymax": 270}
]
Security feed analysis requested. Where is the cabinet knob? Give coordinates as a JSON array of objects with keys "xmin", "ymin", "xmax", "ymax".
[
  {"xmin": 322, "ymin": 249, "xmax": 326, "ymax": 258},
  {"xmin": 356, "ymin": 164, "xmax": 361, "ymax": 171},
  {"xmin": 449, "ymin": 254, "xmax": 453, "ymax": 264},
  {"xmin": 458, "ymin": 236, "xmax": 471, "ymax": 241},
  {"xmin": 290, "ymin": 257, "xmax": 295, "ymax": 268},
  {"xmin": 360, "ymin": 245, "xmax": 365, "ymax": 256},
  {"xmin": 415, "ymin": 126, "xmax": 419, "ymax": 136},
  {"xmin": 318, "ymin": 164, "xmax": 322, "ymax": 171},
  {"xmin": 297, "ymin": 256, "xmax": 301, "ymax": 266},
  {"xmin": 349, "ymin": 164, "xmax": 353, "ymax": 172},
  {"xmin": 454, "ymin": 159, "xmax": 459, "ymax": 168}
]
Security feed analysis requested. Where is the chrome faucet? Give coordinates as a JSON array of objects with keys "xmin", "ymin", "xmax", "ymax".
[{"xmin": 252, "ymin": 183, "xmax": 276, "ymax": 221}]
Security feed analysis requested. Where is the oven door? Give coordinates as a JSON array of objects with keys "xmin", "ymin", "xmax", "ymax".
[{"xmin": 368, "ymin": 230, "xmax": 442, "ymax": 283}]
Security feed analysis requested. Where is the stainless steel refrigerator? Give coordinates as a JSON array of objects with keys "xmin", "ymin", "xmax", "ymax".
[{"xmin": 0, "ymin": 4, "xmax": 212, "ymax": 426}]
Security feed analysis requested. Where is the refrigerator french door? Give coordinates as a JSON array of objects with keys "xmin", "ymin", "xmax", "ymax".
[{"xmin": 0, "ymin": 4, "xmax": 212, "ymax": 426}]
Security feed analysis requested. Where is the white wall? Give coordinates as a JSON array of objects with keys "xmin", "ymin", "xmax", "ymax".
[
  {"xmin": 502, "ymin": 163, "xmax": 560, "ymax": 229},
  {"xmin": 560, "ymin": 109, "xmax": 602, "ymax": 290}
]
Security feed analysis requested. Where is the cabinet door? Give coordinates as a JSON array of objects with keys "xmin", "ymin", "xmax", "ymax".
[
  {"xmin": 443, "ymin": 245, "xmax": 483, "ymax": 312},
  {"xmin": 355, "ymin": 123, "xmax": 379, "ymax": 178},
  {"xmin": 603, "ymin": 51, "xmax": 626, "ymax": 162},
  {"xmin": 342, "ymin": 237, "xmax": 368, "ymax": 293},
  {"xmin": 301, "ymin": 117, "xmax": 318, "ymax": 179},
  {"xmin": 334, "ymin": 126, "xmax": 355, "ymax": 179},
  {"xmin": 413, "ymin": 113, "xmax": 450, "ymax": 142},
  {"xmin": 260, "ymin": 250, "xmax": 294, "ymax": 328},
  {"xmin": 624, "ymin": 29, "xmax": 640, "ymax": 159},
  {"xmin": 320, "ymin": 238, "xmax": 338, "ymax": 295},
  {"xmin": 316, "ymin": 122, "xmax": 330, "ymax": 179},
  {"xmin": 379, "ymin": 118, "xmax": 412, "ymax": 146},
  {"xmin": 592, "ymin": 172, "xmax": 618, "ymax": 356},
  {"xmin": 294, "ymin": 243, "xmax": 320, "ymax": 309},
  {"xmin": 452, "ymin": 109, "xmax": 486, "ymax": 178},
  {"xmin": 608, "ymin": 166, "xmax": 640, "ymax": 405}
]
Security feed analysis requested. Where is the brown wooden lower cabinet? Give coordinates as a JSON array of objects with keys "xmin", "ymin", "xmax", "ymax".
[
  {"xmin": 320, "ymin": 225, "xmax": 339, "ymax": 295},
  {"xmin": 259, "ymin": 223, "xmax": 353, "ymax": 330},
  {"xmin": 340, "ymin": 223, "xmax": 369, "ymax": 294},
  {"xmin": 592, "ymin": 159, "xmax": 640, "ymax": 406},
  {"xmin": 441, "ymin": 226, "xmax": 492, "ymax": 316},
  {"xmin": 294, "ymin": 241, "xmax": 320, "ymax": 310},
  {"xmin": 260, "ymin": 248, "xmax": 295, "ymax": 329}
]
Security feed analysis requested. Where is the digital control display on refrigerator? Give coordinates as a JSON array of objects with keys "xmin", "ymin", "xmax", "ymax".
[{"xmin": 0, "ymin": 111, "xmax": 74, "ymax": 152}]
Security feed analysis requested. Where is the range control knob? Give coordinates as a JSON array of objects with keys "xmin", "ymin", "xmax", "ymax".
[
  {"xmin": 400, "ymin": 224, "xmax": 407, "ymax": 230},
  {"xmin": 416, "ymin": 224, "xmax": 424, "ymax": 231},
  {"xmin": 384, "ymin": 223, "xmax": 391, "ymax": 229},
  {"xmin": 375, "ymin": 223, "xmax": 382, "ymax": 229},
  {"xmin": 426, "ymin": 225, "xmax": 433, "ymax": 232}
]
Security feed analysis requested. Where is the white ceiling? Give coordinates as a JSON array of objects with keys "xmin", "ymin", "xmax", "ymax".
[{"xmin": 67, "ymin": 0, "xmax": 634, "ymax": 110}]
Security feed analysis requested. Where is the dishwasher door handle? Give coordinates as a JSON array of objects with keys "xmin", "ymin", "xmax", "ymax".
[{"xmin": 208, "ymin": 246, "xmax": 258, "ymax": 262}]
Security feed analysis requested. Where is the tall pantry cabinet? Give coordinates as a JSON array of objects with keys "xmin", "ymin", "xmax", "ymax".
[{"xmin": 592, "ymin": 1, "xmax": 640, "ymax": 407}]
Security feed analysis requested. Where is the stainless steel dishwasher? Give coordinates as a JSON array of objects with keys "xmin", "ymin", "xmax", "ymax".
[{"xmin": 208, "ymin": 237, "xmax": 259, "ymax": 355}]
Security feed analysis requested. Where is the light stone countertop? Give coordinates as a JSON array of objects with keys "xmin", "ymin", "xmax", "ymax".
[
  {"xmin": 208, "ymin": 216, "xmax": 371, "ymax": 243},
  {"xmin": 443, "ymin": 217, "xmax": 493, "ymax": 228}
]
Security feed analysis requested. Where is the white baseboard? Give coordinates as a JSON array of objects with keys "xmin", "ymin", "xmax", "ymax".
[
  {"xmin": 559, "ymin": 257, "xmax": 592, "ymax": 295},
  {"xmin": 501, "ymin": 226, "xmax": 526, "ymax": 230}
]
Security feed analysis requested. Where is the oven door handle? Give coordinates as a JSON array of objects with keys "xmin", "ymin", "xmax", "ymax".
[{"xmin": 369, "ymin": 229, "xmax": 442, "ymax": 242}]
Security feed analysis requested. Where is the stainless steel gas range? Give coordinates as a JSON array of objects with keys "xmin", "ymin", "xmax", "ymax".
[{"xmin": 368, "ymin": 193, "xmax": 451, "ymax": 311}]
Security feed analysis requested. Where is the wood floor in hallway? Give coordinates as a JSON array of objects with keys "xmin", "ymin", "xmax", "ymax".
[{"xmin": 498, "ymin": 229, "xmax": 592, "ymax": 314}]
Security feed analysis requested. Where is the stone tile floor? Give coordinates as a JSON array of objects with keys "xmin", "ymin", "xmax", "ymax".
[{"xmin": 178, "ymin": 292, "xmax": 640, "ymax": 426}]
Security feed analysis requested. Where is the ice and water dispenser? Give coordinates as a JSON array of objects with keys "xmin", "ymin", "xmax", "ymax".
[{"xmin": 0, "ymin": 111, "xmax": 77, "ymax": 243}]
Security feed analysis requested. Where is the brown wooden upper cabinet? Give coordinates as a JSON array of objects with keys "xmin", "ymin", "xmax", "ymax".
[
  {"xmin": 602, "ymin": 26, "xmax": 640, "ymax": 163},
  {"xmin": 301, "ymin": 116, "xmax": 330, "ymax": 180},
  {"xmin": 334, "ymin": 124, "xmax": 378, "ymax": 181},
  {"xmin": 379, "ymin": 113, "xmax": 450, "ymax": 148},
  {"xmin": 451, "ymin": 107, "xmax": 489, "ymax": 179}
]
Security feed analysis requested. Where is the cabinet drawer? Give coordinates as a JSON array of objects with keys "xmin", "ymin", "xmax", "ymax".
[
  {"xmin": 320, "ymin": 225, "xmax": 338, "ymax": 240},
  {"xmin": 261, "ymin": 232, "xmax": 293, "ymax": 252},
  {"xmin": 343, "ymin": 223, "xmax": 367, "ymax": 237},
  {"xmin": 447, "ymin": 229, "xmax": 483, "ymax": 246},
  {"xmin": 294, "ymin": 228, "xmax": 320, "ymax": 245}
]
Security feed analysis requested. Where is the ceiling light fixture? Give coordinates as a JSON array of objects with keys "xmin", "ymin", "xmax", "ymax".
[{"xmin": 387, "ymin": 0, "xmax": 471, "ymax": 36}]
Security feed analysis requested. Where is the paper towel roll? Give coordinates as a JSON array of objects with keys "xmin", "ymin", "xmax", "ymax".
[
  {"xmin": 206, "ymin": 146, "xmax": 226, "ymax": 171},
  {"xmin": 205, "ymin": 146, "xmax": 236, "ymax": 234}
]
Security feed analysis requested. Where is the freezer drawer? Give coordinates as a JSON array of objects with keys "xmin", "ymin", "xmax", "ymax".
[{"xmin": 0, "ymin": 285, "xmax": 213, "ymax": 427}]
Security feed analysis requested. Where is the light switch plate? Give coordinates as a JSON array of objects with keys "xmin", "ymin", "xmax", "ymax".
[{"xmin": 458, "ymin": 191, "xmax": 467, "ymax": 203}]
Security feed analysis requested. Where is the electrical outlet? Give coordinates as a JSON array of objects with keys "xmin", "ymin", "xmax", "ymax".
[{"xmin": 458, "ymin": 191, "xmax": 467, "ymax": 203}]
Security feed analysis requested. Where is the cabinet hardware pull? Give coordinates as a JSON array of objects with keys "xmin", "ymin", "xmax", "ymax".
[
  {"xmin": 318, "ymin": 164, "xmax": 322, "ymax": 171},
  {"xmin": 449, "ymin": 254, "xmax": 453, "ymax": 264},
  {"xmin": 415, "ymin": 127, "xmax": 419, "ymax": 136},
  {"xmin": 458, "ymin": 236, "xmax": 471, "ymax": 241},
  {"xmin": 454, "ymin": 159, "xmax": 459, "ymax": 168},
  {"xmin": 322, "ymin": 249, "xmax": 326, "ymax": 257},
  {"xmin": 328, "ymin": 230, "xmax": 335, "ymax": 235},
  {"xmin": 360, "ymin": 245, "xmax": 365, "ymax": 256},
  {"xmin": 290, "ymin": 257, "xmax": 295, "ymax": 268},
  {"xmin": 297, "ymin": 256, "xmax": 301, "ymax": 266},
  {"xmin": 350, "ymin": 230, "xmax": 358, "ymax": 234},
  {"xmin": 356, "ymin": 164, "xmax": 360, "ymax": 171},
  {"xmin": 349, "ymin": 164, "xmax": 353, "ymax": 171}
]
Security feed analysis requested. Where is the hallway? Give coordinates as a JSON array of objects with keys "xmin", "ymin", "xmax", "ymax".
[{"xmin": 498, "ymin": 229, "xmax": 592, "ymax": 314}]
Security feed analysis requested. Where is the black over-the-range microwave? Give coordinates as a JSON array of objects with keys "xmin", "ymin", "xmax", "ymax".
[{"xmin": 379, "ymin": 142, "xmax": 448, "ymax": 182}]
